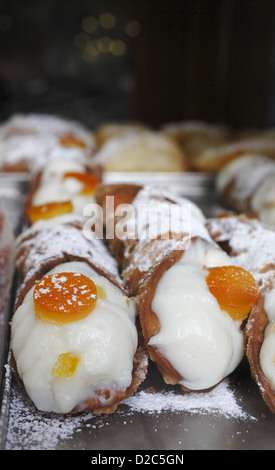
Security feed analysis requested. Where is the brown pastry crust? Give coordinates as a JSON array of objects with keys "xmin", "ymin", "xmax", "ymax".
[
  {"xmin": 245, "ymin": 287, "xmax": 275, "ymax": 414},
  {"xmin": 138, "ymin": 248, "xmax": 186, "ymax": 387}
]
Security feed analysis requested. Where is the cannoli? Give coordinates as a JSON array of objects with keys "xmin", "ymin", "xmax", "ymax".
[
  {"xmin": 11, "ymin": 224, "xmax": 148, "ymax": 414},
  {"xmin": 162, "ymin": 120, "xmax": 231, "ymax": 168},
  {"xmin": 96, "ymin": 183, "xmax": 258, "ymax": 391},
  {"xmin": 0, "ymin": 113, "xmax": 95, "ymax": 148},
  {"xmin": 94, "ymin": 121, "xmax": 149, "ymax": 148},
  {"xmin": 0, "ymin": 113, "xmax": 95, "ymax": 174},
  {"xmin": 192, "ymin": 136, "xmax": 275, "ymax": 173},
  {"xmin": 207, "ymin": 214, "xmax": 275, "ymax": 412},
  {"xmin": 216, "ymin": 155, "xmax": 275, "ymax": 227},
  {"xmin": 93, "ymin": 130, "xmax": 188, "ymax": 172},
  {"xmin": 24, "ymin": 157, "xmax": 101, "ymax": 225}
]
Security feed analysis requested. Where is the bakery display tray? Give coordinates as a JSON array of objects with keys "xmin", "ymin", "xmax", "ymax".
[{"xmin": 1, "ymin": 172, "xmax": 275, "ymax": 451}]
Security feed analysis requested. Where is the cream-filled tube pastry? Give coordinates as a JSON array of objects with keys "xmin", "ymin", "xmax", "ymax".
[
  {"xmin": 0, "ymin": 113, "xmax": 96, "ymax": 174},
  {"xmin": 96, "ymin": 184, "xmax": 258, "ymax": 391},
  {"xmin": 161, "ymin": 120, "xmax": 232, "ymax": 169},
  {"xmin": 0, "ymin": 113, "xmax": 95, "ymax": 145},
  {"xmin": 192, "ymin": 136, "xmax": 275, "ymax": 173},
  {"xmin": 138, "ymin": 236, "xmax": 258, "ymax": 391},
  {"xmin": 216, "ymin": 154, "xmax": 275, "ymax": 227},
  {"xmin": 207, "ymin": 214, "xmax": 275, "ymax": 412},
  {"xmin": 0, "ymin": 130, "xmax": 94, "ymax": 175},
  {"xmin": 93, "ymin": 130, "xmax": 188, "ymax": 172},
  {"xmin": 11, "ymin": 260, "xmax": 147, "ymax": 414}
]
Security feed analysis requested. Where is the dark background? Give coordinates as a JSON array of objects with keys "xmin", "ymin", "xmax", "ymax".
[{"xmin": 0, "ymin": 0, "xmax": 274, "ymax": 130}]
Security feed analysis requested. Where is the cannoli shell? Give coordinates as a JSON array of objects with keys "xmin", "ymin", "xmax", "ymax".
[
  {"xmin": 12, "ymin": 220, "xmax": 149, "ymax": 414},
  {"xmin": 245, "ymin": 287, "xmax": 275, "ymax": 414}
]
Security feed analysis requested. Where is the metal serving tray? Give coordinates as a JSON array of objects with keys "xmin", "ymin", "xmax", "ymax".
[{"xmin": 1, "ymin": 172, "xmax": 275, "ymax": 451}]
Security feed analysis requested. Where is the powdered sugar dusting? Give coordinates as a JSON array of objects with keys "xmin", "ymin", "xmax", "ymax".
[
  {"xmin": 124, "ymin": 381, "xmax": 250, "ymax": 419},
  {"xmin": 15, "ymin": 223, "xmax": 124, "ymax": 296},
  {"xmin": 3, "ymin": 368, "xmax": 255, "ymax": 450}
]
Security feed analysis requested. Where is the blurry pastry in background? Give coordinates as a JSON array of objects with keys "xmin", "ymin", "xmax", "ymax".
[
  {"xmin": 0, "ymin": 113, "xmax": 96, "ymax": 174},
  {"xmin": 93, "ymin": 130, "xmax": 188, "ymax": 172},
  {"xmin": 0, "ymin": 113, "xmax": 95, "ymax": 149},
  {"xmin": 162, "ymin": 120, "xmax": 232, "ymax": 169},
  {"xmin": 192, "ymin": 135, "xmax": 275, "ymax": 173},
  {"xmin": 216, "ymin": 154, "xmax": 275, "ymax": 227},
  {"xmin": 94, "ymin": 121, "xmax": 149, "ymax": 148}
]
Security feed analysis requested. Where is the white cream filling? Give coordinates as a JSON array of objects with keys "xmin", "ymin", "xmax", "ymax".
[
  {"xmin": 39, "ymin": 158, "xmax": 86, "ymax": 186},
  {"xmin": 11, "ymin": 261, "xmax": 138, "ymax": 414},
  {"xmin": 150, "ymin": 239, "xmax": 244, "ymax": 391},
  {"xmin": 259, "ymin": 280, "xmax": 275, "ymax": 389},
  {"xmin": 32, "ymin": 177, "xmax": 96, "ymax": 216}
]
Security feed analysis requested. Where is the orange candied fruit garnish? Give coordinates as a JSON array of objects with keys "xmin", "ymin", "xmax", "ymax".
[
  {"xmin": 206, "ymin": 265, "xmax": 258, "ymax": 321},
  {"xmin": 63, "ymin": 171, "xmax": 99, "ymax": 195},
  {"xmin": 59, "ymin": 134, "xmax": 87, "ymax": 148},
  {"xmin": 52, "ymin": 353, "xmax": 80, "ymax": 378},
  {"xmin": 33, "ymin": 272, "xmax": 98, "ymax": 324},
  {"xmin": 27, "ymin": 200, "xmax": 73, "ymax": 223}
]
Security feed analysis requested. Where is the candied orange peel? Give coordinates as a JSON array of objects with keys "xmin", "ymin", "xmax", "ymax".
[
  {"xmin": 33, "ymin": 272, "xmax": 98, "ymax": 324},
  {"xmin": 206, "ymin": 265, "xmax": 259, "ymax": 321},
  {"xmin": 59, "ymin": 134, "xmax": 87, "ymax": 148},
  {"xmin": 63, "ymin": 172, "xmax": 99, "ymax": 195},
  {"xmin": 27, "ymin": 200, "xmax": 73, "ymax": 222},
  {"xmin": 53, "ymin": 353, "xmax": 80, "ymax": 378}
]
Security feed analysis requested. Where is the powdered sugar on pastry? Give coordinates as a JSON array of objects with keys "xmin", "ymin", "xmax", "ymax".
[
  {"xmin": 0, "ymin": 113, "xmax": 95, "ymax": 147},
  {"xmin": 15, "ymin": 224, "xmax": 124, "ymax": 297},
  {"xmin": 0, "ymin": 134, "xmax": 90, "ymax": 174}
]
